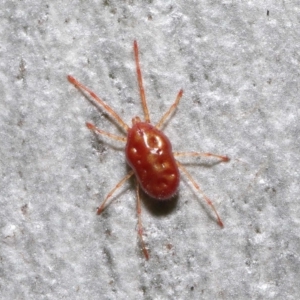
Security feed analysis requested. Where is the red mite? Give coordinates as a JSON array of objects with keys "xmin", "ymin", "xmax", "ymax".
[{"xmin": 68, "ymin": 41, "xmax": 229, "ymax": 260}]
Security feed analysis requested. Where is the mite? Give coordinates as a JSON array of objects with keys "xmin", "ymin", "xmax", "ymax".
[{"xmin": 68, "ymin": 41, "xmax": 229, "ymax": 259}]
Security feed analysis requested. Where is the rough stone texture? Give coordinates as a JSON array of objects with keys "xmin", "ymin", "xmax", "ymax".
[{"xmin": 1, "ymin": 1, "xmax": 299, "ymax": 299}]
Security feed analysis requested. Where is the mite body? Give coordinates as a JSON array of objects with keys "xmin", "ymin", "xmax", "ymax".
[{"xmin": 126, "ymin": 117, "xmax": 180, "ymax": 200}]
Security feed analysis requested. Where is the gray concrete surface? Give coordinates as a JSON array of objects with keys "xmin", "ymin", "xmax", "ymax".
[{"xmin": 1, "ymin": 1, "xmax": 299, "ymax": 299}]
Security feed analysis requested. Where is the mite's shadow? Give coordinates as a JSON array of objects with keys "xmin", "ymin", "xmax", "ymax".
[{"xmin": 138, "ymin": 185, "xmax": 179, "ymax": 217}]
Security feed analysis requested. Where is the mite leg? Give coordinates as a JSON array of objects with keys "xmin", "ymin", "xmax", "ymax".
[
  {"xmin": 68, "ymin": 75, "xmax": 130, "ymax": 132},
  {"xmin": 136, "ymin": 183, "xmax": 149, "ymax": 260},
  {"xmin": 133, "ymin": 40, "xmax": 150, "ymax": 123},
  {"xmin": 97, "ymin": 171, "xmax": 134, "ymax": 214},
  {"xmin": 176, "ymin": 160, "xmax": 224, "ymax": 227},
  {"xmin": 156, "ymin": 89, "xmax": 183, "ymax": 129},
  {"xmin": 86, "ymin": 122, "xmax": 127, "ymax": 142},
  {"xmin": 174, "ymin": 151, "xmax": 229, "ymax": 162}
]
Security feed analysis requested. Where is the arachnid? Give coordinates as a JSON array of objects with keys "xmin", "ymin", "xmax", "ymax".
[{"xmin": 68, "ymin": 41, "xmax": 229, "ymax": 259}]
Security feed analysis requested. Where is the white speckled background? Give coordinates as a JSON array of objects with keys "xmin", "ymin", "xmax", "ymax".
[{"xmin": 1, "ymin": 1, "xmax": 299, "ymax": 299}]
